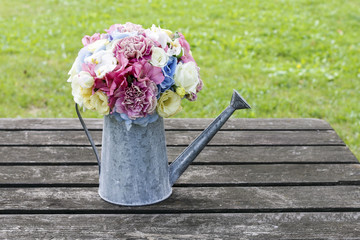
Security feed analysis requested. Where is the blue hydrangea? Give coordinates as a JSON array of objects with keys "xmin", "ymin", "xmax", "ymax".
[{"xmin": 75, "ymin": 47, "xmax": 92, "ymax": 72}]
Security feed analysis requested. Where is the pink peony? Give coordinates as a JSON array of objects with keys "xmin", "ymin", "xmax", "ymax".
[
  {"xmin": 106, "ymin": 66, "xmax": 131, "ymax": 95},
  {"xmin": 113, "ymin": 52, "xmax": 129, "ymax": 69},
  {"xmin": 178, "ymin": 32, "xmax": 195, "ymax": 63},
  {"xmin": 131, "ymin": 60, "xmax": 165, "ymax": 84},
  {"xmin": 105, "ymin": 22, "xmax": 145, "ymax": 34},
  {"xmin": 113, "ymin": 35, "xmax": 153, "ymax": 59},
  {"xmin": 114, "ymin": 79, "xmax": 158, "ymax": 119},
  {"xmin": 104, "ymin": 53, "xmax": 130, "ymax": 95},
  {"xmin": 93, "ymin": 65, "xmax": 131, "ymax": 110}
]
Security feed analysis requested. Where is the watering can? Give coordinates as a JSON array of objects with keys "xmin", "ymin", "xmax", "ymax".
[{"xmin": 76, "ymin": 90, "xmax": 250, "ymax": 206}]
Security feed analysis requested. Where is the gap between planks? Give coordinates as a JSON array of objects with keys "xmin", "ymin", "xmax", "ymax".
[
  {"xmin": 1, "ymin": 182, "xmax": 360, "ymax": 188},
  {"xmin": 0, "ymin": 128, "xmax": 334, "ymax": 132},
  {"xmin": 0, "ymin": 161, "xmax": 358, "ymax": 166}
]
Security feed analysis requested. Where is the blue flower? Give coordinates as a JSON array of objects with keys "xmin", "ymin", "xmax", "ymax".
[
  {"xmin": 157, "ymin": 76, "xmax": 175, "ymax": 94},
  {"xmin": 157, "ymin": 56, "xmax": 177, "ymax": 94},
  {"xmin": 75, "ymin": 47, "xmax": 92, "ymax": 72},
  {"xmin": 162, "ymin": 56, "xmax": 177, "ymax": 78},
  {"xmin": 112, "ymin": 112, "xmax": 159, "ymax": 130}
]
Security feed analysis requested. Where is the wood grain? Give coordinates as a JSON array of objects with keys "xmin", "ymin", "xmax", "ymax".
[
  {"xmin": 0, "ymin": 146, "xmax": 357, "ymax": 163},
  {"xmin": 0, "ymin": 130, "xmax": 344, "ymax": 146},
  {"xmin": 1, "ymin": 186, "xmax": 359, "ymax": 212},
  {"xmin": 0, "ymin": 118, "xmax": 358, "ymax": 239},
  {"xmin": 1, "ymin": 164, "xmax": 359, "ymax": 185},
  {"xmin": 1, "ymin": 213, "xmax": 359, "ymax": 239},
  {"xmin": 0, "ymin": 118, "xmax": 332, "ymax": 130}
]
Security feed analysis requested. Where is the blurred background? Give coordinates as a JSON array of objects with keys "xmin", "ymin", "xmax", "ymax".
[{"xmin": 0, "ymin": 0, "xmax": 359, "ymax": 159}]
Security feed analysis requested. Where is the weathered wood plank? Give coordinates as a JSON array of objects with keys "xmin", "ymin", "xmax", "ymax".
[
  {"xmin": 0, "ymin": 164, "xmax": 359, "ymax": 185},
  {"xmin": 0, "ymin": 186, "xmax": 359, "ymax": 211},
  {"xmin": 0, "ymin": 118, "xmax": 332, "ymax": 130},
  {"xmin": 0, "ymin": 130, "xmax": 344, "ymax": 146},
  {"xmin": 0, "ymin": 146, "xmax": 357, "ymax": 163},
  {"xmin": 1, "ymin": 213, "xmax": 359, "ymax": 239}
]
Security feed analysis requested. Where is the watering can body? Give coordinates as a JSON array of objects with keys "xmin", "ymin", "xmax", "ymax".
[
  {"xmin": 99, "ymin": 116, "xmax": 172, "ymax": 206},
  {"xmin": 77, "ymin": 90, "xmax": 250, "ymax": 206}
]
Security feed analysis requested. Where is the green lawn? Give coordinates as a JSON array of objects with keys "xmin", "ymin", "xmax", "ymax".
[{"xmin": 0, "ymin": 0, "xmax": 359, "ymax": 160}]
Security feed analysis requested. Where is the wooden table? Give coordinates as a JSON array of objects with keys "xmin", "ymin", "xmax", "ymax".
[{"xmin": 0, "ymin": 118, "xmax": 359, "ymax": 239}]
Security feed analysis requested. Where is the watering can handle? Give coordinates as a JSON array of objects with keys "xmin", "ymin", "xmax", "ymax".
[{"xmin": 75, "ymin": 104, "xmax": 101, "ymax": 174}]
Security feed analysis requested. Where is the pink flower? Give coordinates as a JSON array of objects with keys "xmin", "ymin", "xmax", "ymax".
[
  {"xmin": 105, "ymin": 22, "xmax": 145, "ymax": 34},
  {"xmin": 113, "ymin": 35, "xmax": 153, "ymax": 59},
  {"xmin": 106, "ymin": 66, "xmax": 131, "ymax": 95},
  {"xmin": 82, "ymin": 33, "xmax": 108, "ymax": 46},
  {"xmin": 93, "ymin": 65, "xmax": 132, "ymax": 110},
  {"xmin": 114, "ymin": 52, "xmax": 129, "ymax": 69},
  {"xmin": 82, "ymin": 63, "xmax": 97, "ymax": 77},
  {"xmin": 178, "ymin": 32, "xmax": 195, "ymax": 63},
  {"xmin": 186, "ymin": 92, "xmax": 197, "ymax": 101},
  {"xmin": 131, "ymin": 60, "xmax": 165, "ymax": 84},
  {"xmin": 115, "ymin": 79, "xmax": 158, "ymax": 119},
  {"xmin": 105, "ymin": 52, "xmax": 130, "ymax": 96}
]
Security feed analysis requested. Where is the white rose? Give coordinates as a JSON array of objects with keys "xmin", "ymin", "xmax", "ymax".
[
  {"xmin": 85, "ymin": 50, "xmax": 117, "ymax": 78},
  {"xmin": 87, "ymin": 39, "xmax": 108, "ymax": 53},
  {"xmin": 145, "ymin": 25, "xmax": 171, "ymax": 48},
  {"xmin": 174, "ymin": 62, "xmax": 200, "ymax": 94},
  {"xmin": 150, "ymin": 47, "xmax": 169, "ymax": 67}
]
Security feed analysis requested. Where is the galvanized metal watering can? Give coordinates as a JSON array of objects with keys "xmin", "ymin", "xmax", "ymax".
[{"xmin": 76, "ymin": 90, "xmax": 250, "ymax": 206}]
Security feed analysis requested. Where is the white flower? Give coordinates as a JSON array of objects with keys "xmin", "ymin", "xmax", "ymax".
[
  {"xmin": 76, "ymin": 71, "xmax": 94, "ymax": 89},
  {"xmin": 150, "ymin": 47, "xmax": 169, "ymax": 67},
  {"xmin": 167, "ymin": 38, "xmax": 182, "ymax": 56},
  {"xmin": 87, "ymin": 39, "xmax": 109, "ymax": 53},
  {"xmin": 157, "ymin": 90, "xmax": 182, "ymax": 118},
  {"xmin": 67, "ymin": 57, "xmax": 80, "ymax": 82},
  {"xmin": 107, "ymin": 38, "xmax": 122, "ymax": 52},
  {"xmin": 71, "ymin": 77, "xmax": 94, "ymax": 111},
  {"xmin": 71, "ymin": 75, "xmax": 83, "ymax": 105},
  {"xmin": 70, "ymin": 72, "xmax": 93, "ymax": 106},
  {"xmin": 85, "ymin": 50, "xmax": 117, "ymax": 78},
  {"xmin": 89, "ymin": 91, "xmax": 110, "ymax": 115},
  {"xmin": 145, "ymin": 25, "xmax": 171, "ymax": 48},
  {"xmin": 174, "ymin": 62, "xmax": 200, "ymax": 94}
]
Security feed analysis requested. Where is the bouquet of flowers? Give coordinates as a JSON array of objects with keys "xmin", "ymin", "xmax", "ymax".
[{"xmin": 68, "ymin": 22, "xmax": 202, "ymax": 129}]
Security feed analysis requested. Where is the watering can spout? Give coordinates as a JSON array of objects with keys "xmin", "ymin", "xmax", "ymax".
[{"xmin": 168, "ymin": 90, "xmax": 250, "ymax": 186}]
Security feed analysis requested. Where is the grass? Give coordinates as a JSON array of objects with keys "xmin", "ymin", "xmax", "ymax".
[{"xmin": 0, "ymin": 0, "xmax": 359, "ymax": 160}]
